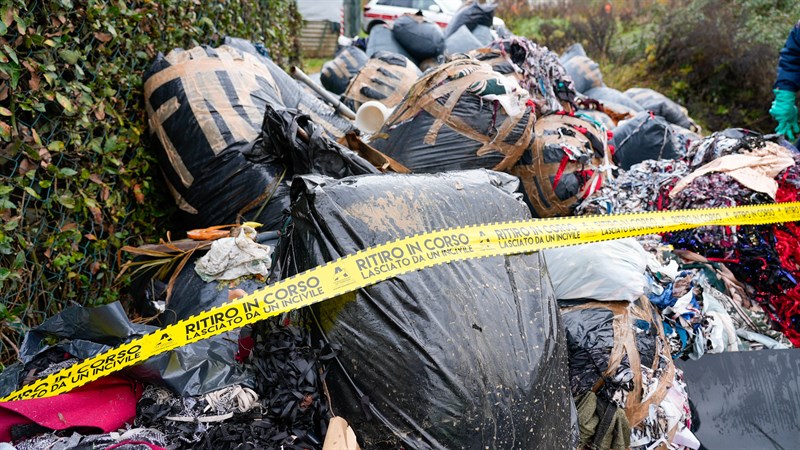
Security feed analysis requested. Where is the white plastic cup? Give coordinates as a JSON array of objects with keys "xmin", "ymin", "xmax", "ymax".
[{"xmin": 355, "ymin": 101, "xmax": 392, "ymax": 134}]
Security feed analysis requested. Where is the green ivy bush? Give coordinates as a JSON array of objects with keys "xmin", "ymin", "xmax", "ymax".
[{"xmin": 0, "ymin": 0, "xmax": 302, "ymax": 368}]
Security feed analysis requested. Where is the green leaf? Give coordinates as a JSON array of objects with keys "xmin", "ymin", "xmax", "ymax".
[
  {"xmin": 58, "ymin": 49, "xmax": 81, "ymax": 65},
  {"xmin": 12, "ymin": 251, "xmax": 24, "ymax": 269},
  {"xmin": 0, "ymin": 185, "xmax": 12, "ymax": 195},
  {"xmin": 59, "ymin": 168, "xmax": 78, "ymax": 177},
  {"xmin": 58, "ymin": 195, "xmax": 76, "ymax": 209},
  {"xmin": 55, "ymin": 92, "xmax": 75, "ymax": 114},
  {"xmin": 47, "ymin": 140, "xmax": 65, "ymax": 152},
  {"xmin": 2, "ymin": 44, "xmax": 16, "ymax": 64},
  {"xmin": 0, "ymin": 106, "xmax": 10, "ymax": 116},
  {"xmin": 0, "ymin": 62, "xmax": 20, "ymax": 89},
  {"xmin": 43, "ymin": 72, "xmax": 57, "ymax": 86},
  {"xmin": 23, "ymin": 186, "xmax": 40, "ymax": 200}
]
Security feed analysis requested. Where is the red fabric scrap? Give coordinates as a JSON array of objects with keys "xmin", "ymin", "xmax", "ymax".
[{"xmin": 0, "ymin": 375, "xmax": 141, "ymax": 442}]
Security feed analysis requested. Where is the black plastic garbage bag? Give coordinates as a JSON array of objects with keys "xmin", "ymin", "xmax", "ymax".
[
  {"xmin": 281, "ymin": 169, "xmax": 573, "ymax": 449},
  {"xmin": 561, "ymin": 299, "xmax": 675, "ymax": 430},
  {"xmin": 143, "ymin": 44, "xmax": 288, "ymax": 231},
  {"xmin": 222, "ymin": 37, "xmax": 354, "ymax": 137},
  {"xmin": 624, "ymin": 88, "xmax": 695, "ymax": 130},
  {"xmin": 471, "ymin": 24, "xmax": 494, "ymax": 45},
  {"xmin": 444, "ymin": 24, "xmax": 483, "ymax": 55},
  {"xmin": 563, "ymin": 56, "xmax": 604, "ymax": 94},
  {"xmin": 258, "ymin": 106, "xmax": 379, "ymax": 178},
  {"xmin": 677, "ymin": 349, "xmax": 800, "ymax": 450},
  {"xmin": 321, "ymin": 46, "xmax": 369, "ymax": 95},
  {"xmin": 0, "ymin": 302, "xmax": 255, "ymax": 398},
  {"xmin": 144, "ymin": 39, "xmax": 356, "ymax": 232},
  {"xmin": 366, "ymin": 24, "xmax": 414, "ymax": 61},
  {"xmin": 559, "ymin": 42, "xmax": 588, "ymax": 65},
  {"xmin": 612, "ymin": 111, "xmax": 681, "ymax": 170},
  {"xmin": 342, "ymin": 51, "xmax": 421, "ymax": 110},
  {"xmin": 444, "ymin": 1, "xmax": 496, "ymax": 37},
  {"xmin": 370, "ymin": 58, "xmax": 535, "ymax": 173},
  {"xmin": 392, "ymin": 14, "xmax": 445, "ymax": 61}
]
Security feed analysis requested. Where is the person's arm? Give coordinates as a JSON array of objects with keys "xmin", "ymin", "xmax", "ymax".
[
  {"xmin": 771, "ymin": 22, "xmax": 800, "ymax": 141},
  {"xmin": 775, "ymin": 22, "xmax": 800, "ymax": 92}
]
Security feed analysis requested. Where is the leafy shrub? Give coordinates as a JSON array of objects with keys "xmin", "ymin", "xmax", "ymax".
[
  {"xmin": 0, "ymin": 0, "xmax": 301, "ymax": 368},
  {"xmin": 651, "ymin": 0, "xmax": 800, "ymax": 131}
]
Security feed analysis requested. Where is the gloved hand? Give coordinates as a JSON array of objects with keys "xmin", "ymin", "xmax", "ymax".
[{"xmin": 770, "ymin": 89, "xmax": 800, "ymax": 141}]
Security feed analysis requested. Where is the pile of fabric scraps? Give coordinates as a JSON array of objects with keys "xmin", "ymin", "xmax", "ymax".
[
  {"xmin": 664, "ymin": 136, "xmax": 800, "ymax": 345},
  {"xmin": 645, "ymin": 242, "xmax": 791, "ymax": 360},
  {"xmin": 630, "ymin": 368, "xmax": 698, "ymax": 450},
  {"xmin": 7, "ymin": 321, "xmax": 339, "ymax": 450},
  {"xmin": 575, "ymin": 159, "xmax": 689, "ymax": 216},
  {"xmin": 14, "ymin": 427, "xmax": 169, "ymax": 450},
  {"xmin": 485, "ymin": 37, "xmax": 576, "ymax": 114},
  {"xmin": 577, "ymin": 127, "xmax": 800, "ymax": 347}
]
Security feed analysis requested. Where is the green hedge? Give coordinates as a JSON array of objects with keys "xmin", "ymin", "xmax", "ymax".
[{"xmin": 0, "ymin": 0, "xmax": 302, "ymax": 367}]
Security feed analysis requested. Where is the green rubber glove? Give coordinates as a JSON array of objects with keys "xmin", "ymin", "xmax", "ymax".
[{"xmin": 770, "ymin": 89, "xmax": 800, "ymax": 141}]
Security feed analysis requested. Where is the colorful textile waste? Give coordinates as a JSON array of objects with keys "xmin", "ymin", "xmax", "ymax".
[
  {"xmin": 575, "ymin": 159, "xmax": 689, "ymax": 216},
  {"xmin": 579, "ymin": 128, "xmax": 800, "ymax": 346}
]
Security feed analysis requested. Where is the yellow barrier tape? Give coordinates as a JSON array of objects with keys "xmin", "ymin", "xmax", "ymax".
[{"xmin": 4, "ymin": 202, "xmax": 800, "ymax": 402}]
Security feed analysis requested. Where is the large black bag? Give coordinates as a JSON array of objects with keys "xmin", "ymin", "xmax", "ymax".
[
  {"xmin": 563, "ymin": 56, "xmax": 604, "ymax": 94},
  {"xmin": 444, "ymin": 1, "xmax": 496, "ymax": 37},
  {"xmin": 444, "ymin": 24, "xmax": 483, "ymax": 55},
  {"xmin": 370, "ymin": 58, "xmax": 535, "ymax": 172},
  {"xmin": 143, "ymin": 45, "xmax": 290, "ymax": 231},
  {"xmin": 392, "ymin": 14, "xmax": 445, "ymax": 61},
  {"xmin": 321, "ymin": 46, "xmax": 369, "ymax": 95},
  {"xmin": 366, "ymin": 24, "xmax": 414, "ymax": 61},
  {"xmin": 144, "ymin": 40, "xmax": 358, "ymax": 231},
  {"xmin": 624, "ymin": 88, "xmax": 695, "ymax": 130},
  {"xmin": 281, "ymin": 170, "xmax": 573, "ymax": 449},
  {"xmin": 612, "ymin": 111, "xmax": 681, "ymax": 170},
  {"xmin": 342, "ymin": 51, "xmax": 421, "ymax": 110}
]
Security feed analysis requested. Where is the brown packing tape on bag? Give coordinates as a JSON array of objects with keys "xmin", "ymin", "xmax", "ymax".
[
  {"xmin": 384, "ymin": 58, "xmax": 536, "ymax": 172},
  {"xmin": 512, "ymin": 114, "xmax": 607, "ymax": 217},
  {"xmin": 343, "ymin": 56, "xmax": 419, "ymax": 110},
  {"xmin": 563, "ymin": 297, "xmax": 674, "ymax": 428},
  {"xmin": 143, "ymin": 45, "xmax": 282, "ymax": 203}
]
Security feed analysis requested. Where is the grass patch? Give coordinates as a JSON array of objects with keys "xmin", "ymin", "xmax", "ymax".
[{"xmin": 302, "ymin": 57, "xmax": 327, "ymax": 74}]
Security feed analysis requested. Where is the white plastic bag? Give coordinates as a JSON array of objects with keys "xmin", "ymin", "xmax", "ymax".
[{"xmin": 543, "ymin": 238, "xmax": 648, "ymax": 301}]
